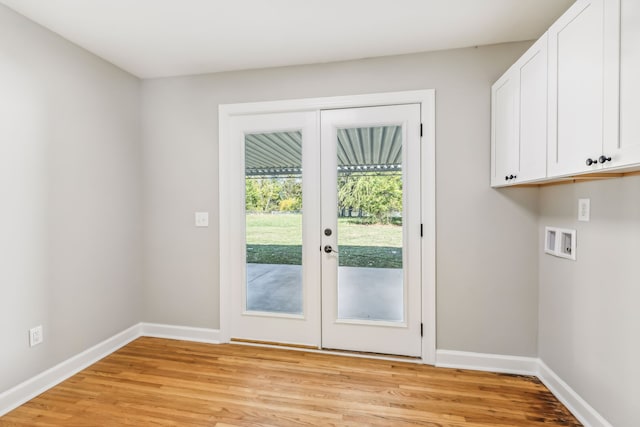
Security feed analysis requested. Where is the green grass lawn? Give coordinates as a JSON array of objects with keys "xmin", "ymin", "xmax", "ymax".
[{"xmin": 246, "ymin": 213, "xmax": 402, "ymax": 268}]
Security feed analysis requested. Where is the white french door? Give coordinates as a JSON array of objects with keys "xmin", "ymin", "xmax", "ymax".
[
  {"xmin": 228, "ymin": 111, "xmax": 321, "ymax": 347},
  {"xmin": 227, "ymin": 103, "xmax": 423, "ymax": 357},
  {"xmin": 320, "ymin": 105, "xmax": 422, "ymax": 357}
]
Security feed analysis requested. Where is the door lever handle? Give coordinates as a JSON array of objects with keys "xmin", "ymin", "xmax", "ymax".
[{"xmin": 323, "ymin": 245, "xmax": 339, "ymax": 254}]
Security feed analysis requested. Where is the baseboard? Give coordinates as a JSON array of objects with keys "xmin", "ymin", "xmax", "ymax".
[
  {"xmin": 537, "ymin": 360, "xmax": 613, "ymax": 427},
  {"xmin": 1, "ymin": 330, "xmax": 611, "ymax": 427},
  {"xmin": 140, "ymin": 322, "xmax": 220, "ymax": 344},
  {"xmin": 436, "ymin": 349, "xmax": 538, "ymax": 375},
  {"xmin": 0, "ymin": 323, "xmax": 141, "ymax": 417},
  {"xmin": 436, "ymin": 349, "xmax": 612, "ymax": 427},
  {"xmin": 0, "ymin": 322, "xmax": 220, "ymax": 417}
]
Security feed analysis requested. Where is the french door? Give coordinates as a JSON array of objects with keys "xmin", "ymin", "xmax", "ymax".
[
  {"xmin": 228, "ymin": 111, "xmax": 321, "ymax": 347},
  {"xmin": 229, "ymin": 104, "xmax": 422, "ymax": 357},
  {"xmin": 320, "ymin": 105, "xmax": 422, "ymax": 357}
]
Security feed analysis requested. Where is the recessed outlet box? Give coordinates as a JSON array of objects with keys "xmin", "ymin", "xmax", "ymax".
[
  {"xmin": 544, "ymin": 228, "xmax": 557, "ymax": 255},
  {"xmin": 29, "ymin": 325, "xmax": 43, "ymax": 347},
  {"xmin": 545, "ymin": 226, "xmax": 576, "ymax": 260},
  {"xmin": 560, "ymin": 232, "xmax": 574, "ymax": 258}
]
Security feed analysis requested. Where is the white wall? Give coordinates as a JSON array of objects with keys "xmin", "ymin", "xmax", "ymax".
[
  {"xmin": 0, "ymin": 5, "xmax": 142, "ymax": 392},
  {"xmin": 141, "ymin": 42, "xmax": 541, "ymax": 356},
  {"xmin": 539, "ymin": 176, "xmax": 640, "ymax": 427}
]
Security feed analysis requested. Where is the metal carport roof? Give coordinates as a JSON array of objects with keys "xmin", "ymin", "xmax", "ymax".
[{"xmin": 245, "ymin": 126, "xmax": 402, "ymax": 176}]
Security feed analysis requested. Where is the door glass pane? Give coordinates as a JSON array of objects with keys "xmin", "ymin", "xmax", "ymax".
[
  {"xmin": 245, "ymin": 131, "xmax": 303, "ymax": 315},
  {"xmin": 336, "ymin": 126, "xmax": 404, "ymax": 322}
]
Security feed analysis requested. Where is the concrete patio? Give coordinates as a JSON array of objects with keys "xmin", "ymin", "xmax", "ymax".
[{"xmin": 246, "ymin": 263, "xmax": 403, "ymax": 322}]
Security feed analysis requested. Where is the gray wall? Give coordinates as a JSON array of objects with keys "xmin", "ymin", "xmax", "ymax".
[
  {"xmin": 141, "ymin": 42, "xmax": 541, "ymax": 356},
  {"xmin": 539, "ymin": 176, "xmax": 640, "ymax": 427},
  {"xmin": 2, "ymin": 5, "xmax": 633, "ymax": 424},
  {"xmin": 0, "ymin": 5, "xmax": 142, "ymax": 392}
]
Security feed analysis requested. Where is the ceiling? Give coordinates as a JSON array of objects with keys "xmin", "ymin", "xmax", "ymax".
[{"xmin": 0, "ymin": 0, "xmax": 574, "ymax": 79}]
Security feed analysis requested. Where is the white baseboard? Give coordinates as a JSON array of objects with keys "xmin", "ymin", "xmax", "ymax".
[
  {"xmin": 1, "ymin": 330, "xmax": 611, "ymax": 427},
  {"xmin": 436, "ymin": 349, "xmax": 612, "ymax": 427},
  {"xmin": 0, "ymin": 322, "xmax": 220, "ymax": 417},
  {"xmin": 537, "ymin": 360, "xmax": 613, "ymax": 427},
  {"xmin": 436, "ymin": 349, "xmax": 538, "ymax": 375},
  {"xmin": 0, "ymin": 323, "xmax": 141, "ymax": 417},
  {"xmin": 140, "ymin": 322, "xmax": 220, "ymax": 344}
]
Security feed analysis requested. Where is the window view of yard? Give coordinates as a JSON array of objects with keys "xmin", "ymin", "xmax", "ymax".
[
  {"xmin": 246, "ymin": 175, "xmax": 402, "ymax": 268},
  {"xmin": 244, "ymin": 127, "xmax": 405, "ymax": 319}
]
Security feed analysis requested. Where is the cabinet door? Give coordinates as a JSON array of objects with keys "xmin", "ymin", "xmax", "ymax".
[
  {"xmin": 516, "ymin": 33, "xmax": 548, "ymax": 182},
  {"xmin": 491, "ymin": 69, "xmax": 518, "ymax": 187},
  {"xmin": 610, "ymin": 0, "xmax": 640, "ymax": 167},
  {"xmin": 548, "ymin": 0, "xmax": 605, "ymax": 176}
]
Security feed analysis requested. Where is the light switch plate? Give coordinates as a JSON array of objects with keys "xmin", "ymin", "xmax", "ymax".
[
  {"xmin": 578, "ymin": 198, "xmax": 590, "ymax": 222},
  {"xmin": 195, "ymin": 212, "xmax": 209, "ymax": 227}
]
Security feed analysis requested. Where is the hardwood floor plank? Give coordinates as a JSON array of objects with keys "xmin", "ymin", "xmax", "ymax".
[{"xmin": 0, "ymin": 337, "xmax": 581, "ymax": 426}]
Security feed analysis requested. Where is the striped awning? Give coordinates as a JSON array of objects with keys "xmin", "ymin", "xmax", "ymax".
[{"xmin": 245, "ymin": 126, "xmax": 402, "ymax": 176}]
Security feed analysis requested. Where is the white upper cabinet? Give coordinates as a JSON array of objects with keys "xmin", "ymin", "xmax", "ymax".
[
  {"xmin": 614, "ymin": 0, "xmax": 640, "ymax": 167},
  {"xmin": 491, "ymin": 34, "xmax": 548, "ymax": 187},
  {"xmin": 515, "ymin": 34, "xmax": 548, "ymax": 182},
  {"xmin": 547, "ymin": 0, "xmax": 609, "ymax": 177},
  {"xmin": 492, "ymin": 0, "xmax": 640, "ymax": 184},
  {"xmin": 491, "ymin": 68, "xmax": 518, "ymax": 186}
]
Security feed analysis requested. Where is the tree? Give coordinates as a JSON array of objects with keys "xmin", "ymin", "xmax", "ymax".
[
  {"xmin": 245, "ymin": 179, "xmax": 261, "ymax": 211},
  {"xmin": 278, "ymin": 178, "xmax": 302, "ymax": 211},
  {"xmin": 245, "ymin": 177, "xmax": 302, "ymax": 212},
  {"xmin": 246, "ymin": 174, "xmax": 402, "ymax": 222},
  {"xmin": 338, "ymin": 174, "xmax": 402, "ymax": 224},
  {"xmin": 245, "ymin": 178, "xmax": 282, "ymax": 212}
]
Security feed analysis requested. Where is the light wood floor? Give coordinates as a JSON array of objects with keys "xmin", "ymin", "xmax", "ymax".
[{"xmin": 1, "ymin": 337, "xmax": 581, "ymax": 426}]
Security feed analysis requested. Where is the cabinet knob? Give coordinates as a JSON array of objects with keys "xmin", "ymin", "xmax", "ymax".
[
  {"xmin": 598, "ymin": 155, "xmax": 612, "ymax": 164},
  {"xmin": 509, "ymin": 174, "xmax": 516, "ymax": 180},
  {"xmin": 586, "ymin": 158, "xmax": 597, "ymax": 166},
  {"xmin": 505, "ymin": 176, "xmax": 509, "ymax": 181}
]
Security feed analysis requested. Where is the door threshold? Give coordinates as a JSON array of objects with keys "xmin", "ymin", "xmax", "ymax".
[
  {"xmin": 230, "ymin": 338, "xmax": 318, "ymax": 350},
  {"xmin": 229, "ymin": 338, "xmax": 423, "ymax": 364},
  {"xmin": 322, "ymin": 347, "xmax": 422, "ymax": 362}
]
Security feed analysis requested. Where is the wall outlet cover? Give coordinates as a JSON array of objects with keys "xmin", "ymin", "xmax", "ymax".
[
  {"xmin": 29, "ymin": 325, "xmax": 43, "ymax": 347},
  {"xmin": 578, "ymin": 198, "xmax": 590, "ymax": 222},
  {"xmin": 195, "ymin": 212, "xmax": 209, "ymax": 227}
]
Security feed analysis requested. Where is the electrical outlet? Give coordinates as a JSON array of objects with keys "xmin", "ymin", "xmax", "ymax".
[
  {"xmin": 195, "ymin": 212, "xmax": 209, "ymax": 227},
  {"xmin": 578, "ymin": 198, "xmax": 590, "ymax": 222},
  {"xmin": 29, "ymin": 325, "xmax": 43, "ymax": 347}
]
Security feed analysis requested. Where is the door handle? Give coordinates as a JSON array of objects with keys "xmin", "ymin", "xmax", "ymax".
[{"xmin": 323, "ymin": 245, "xmax": 339, "ymax": 254}]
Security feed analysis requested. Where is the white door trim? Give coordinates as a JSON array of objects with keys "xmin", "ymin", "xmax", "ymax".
[{"xmin": 219, "ymin": 90, "xmax": 436, "ymax": 364}]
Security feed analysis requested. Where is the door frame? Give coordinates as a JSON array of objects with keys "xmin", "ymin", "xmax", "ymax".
[{"xmin": 219, "ymin": 90, "xmax": 436, "ymax": 364}]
